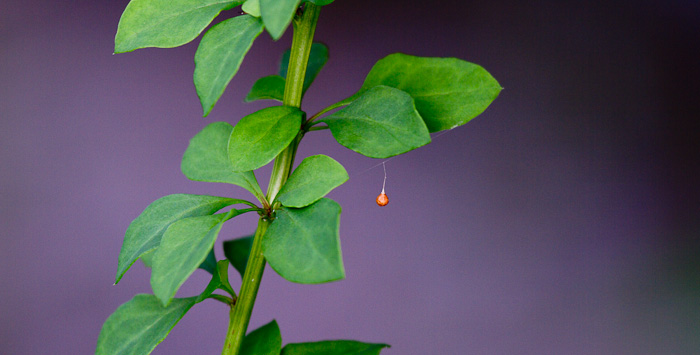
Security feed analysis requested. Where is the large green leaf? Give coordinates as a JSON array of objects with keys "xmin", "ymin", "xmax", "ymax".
[
  {"xmin": 227, "ymin": 106, "xmax": 303, "ymax": 172},
  {"xmin": 240, "ymin": 320, "xmax": 282, "ymax": 355},
  {"xmin": 223, "ymin": 235, "xmax": 254, "ymax": 277},
  {"xmin": 263, "ymin": 198, "xmax": 344, "ymax": 283},
  {"xmin": 116, "ymin": 194, "xmax": 248, "ymax": 284},
  {"xmin": 282, "ymin": 340, "xmax": 390, "ymax": 355},
  {"xmin": 97, "ymin": 269, "xmax": 224, "ymax": 355},
  {"xmin": 150, "ymin": 209, "xmax": 245, "ymax": 306},
  {"xmin": 319, "ymin": 86, "xmax": 431, "ymax": 158},
  {"xmin": 96, "ymin": 295, "xmax": 197, "ymax": 355},
  {"xmin": 275, "ymin": 155, "xmax": 348, "ymax": 208},
  {"xmin": 244, "ymin": 75, "xmax": 286, "ymax": 102},
  {"xmin": 279, "ymin": 42, "xmax": 329, "ymax": 93},
  {"xmin": 114, "ymin": 0, "xmax": 243, "ymax": 53},
  {"xmin": 359, "ymin": 53, "xmax": 501, "ymax": 132},
  {"xmin": 194, "ymin": 15, "xmax": 264, "ymax": 116},
  {"xmin": 181, "ymin": 122, "xmax": 264, "ymax": 201},
  {"xmin": 259, "ymin": 0, "xmax": 300, "ymax": 40}
]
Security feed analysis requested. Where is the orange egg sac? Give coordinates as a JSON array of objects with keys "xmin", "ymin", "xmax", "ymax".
[{"xmin": 376, "ymin": 192, "xmax": 389, "ymax": 206}]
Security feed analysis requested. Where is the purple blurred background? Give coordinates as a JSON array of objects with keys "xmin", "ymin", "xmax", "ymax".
[{"xmin": 2, "ymin": 0, "xmax": 699, "ymax": 354}]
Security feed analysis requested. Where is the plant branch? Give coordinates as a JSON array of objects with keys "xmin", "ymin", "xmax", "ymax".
[{"xmin": 221, "ymin": 4, "xmax": 322, "ymax": 355}]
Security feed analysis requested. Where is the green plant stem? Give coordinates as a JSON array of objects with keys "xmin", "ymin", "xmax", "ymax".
[{"xmin": 221, "ymin": 4, "xmax": 321, "ymax": 355}]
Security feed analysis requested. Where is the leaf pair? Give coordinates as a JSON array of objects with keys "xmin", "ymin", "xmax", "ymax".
[
  {"xmin": 316, "ymin": 53, "xmax": 502, "ymax": 159},
  {"xmin": 115, "ymin": 194, "xmax": 255, "ymax": 306},
  {"xmin": 115, "ymin": 1, "xmax": 264, "ymax": 116},
  {"xmin": 239, "ymin": 320, "xmax": 389, "ymax": 355}
]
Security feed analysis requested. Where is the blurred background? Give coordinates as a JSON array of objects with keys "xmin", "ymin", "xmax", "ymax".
[{"xmin": 1, "ymin": 0, "xmax": 699, "ymax": 354}]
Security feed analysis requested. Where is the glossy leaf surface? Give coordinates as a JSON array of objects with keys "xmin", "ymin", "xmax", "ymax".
[
  {"xmin": 244, "ymin": 75, "xmax": 285, "ymax": 102},
  {"xmin": 223, "ymin": 236, "xmax": 254, "ymax": 277},
  {"xmin": 227, "ymin": 106, "xmax": 302, "ymax": 172},
  {"xmin": 96, "ymin": 295, "xmax": 197, "ymax": 355},
  {"xmin": 116, "ymin": 194, "xmax": 243, "ymax": 283},
  {"xmin": 181, "ymin": 122, "xmax": 264, "ymax": 201},
  {"xmin": 280, "ymin": 42, "xmax": 329, "ymax": 93},
  {"xmin": 360, "ymin": 53, "xmax": 501, "ymax": 132},
  {"xmin": 240, "ymin": 320, "xmax": 282, "ymax": 355},
  {"xmin": 259, "ymin": 0, "xmax": 300, "ymax": 40},
  {"xmin": 194, "ymin": 15, "xmax": 264, "ymax": 116},
  {"xmin": 114, "ymin": 0, "xmax": 243, "ymax": 53},
  {"xmin": 263, "ymin": 198, "xmax": 344, "ymax": 283},
  {"xmin": 282, "ymin": 340, "xmax": 390, "ymax": 354},
  {"xmin": 275, "ymin": 155, "xmax": 348, "ymax": 208},
  {"xmin": 320, "ymin": 86, "xmax": 431, "ymax": 158},
  {"xmin": 150, "ymin": 210, "xmax": 239, "ymax": 306}
]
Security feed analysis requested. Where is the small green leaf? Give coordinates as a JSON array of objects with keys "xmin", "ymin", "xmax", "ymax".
[
  {"xmin": 282, "ymin": 340, "xmax": 390, "ymax": 355},
  {"xmin": 227, "ymin": 106, "xmax": 303, "ymax": 172},
  {"xmin": 223, "ymin": 236, "xmax": 254, "ymax": 277},
  {"xmin": 244, "ymin": 75, "xmax": 286, "ymax": 102},
  {"xmin": 275, "ymin": 155, "xmax": 348, "ymax": 208},
  {"xmin": 151, "ymin": 208, "xmax": 247, "ymax": 306},
  {"xmin": 114, "ymin": 0, "xmax": 243, "ymax": 53},
  {"xmin": 242, "ymin": 0, "xmax": 260, "ymax": 17},
  {"xmin": 215, "ymin": 260, "xmax": 236, "ymax": 297},
  {"xmin": 319, "ymin": 86, "xmax": 431, "ymax": 159},
  {"xmin": 246, "ymin": 42, "xmax": 328, "ymax": 103},
  {"xmin": 195, "ymin": 260, "xmax": 229, "ymax": 303},
  {"xmin": 263, "ymin": 198, "xmax": 344, "ymax": 284},
  {"xmin": 260, "ymin": 0, "xmax": 300, "ymax": 40},
  {"xmin": 305, "ymin": 0, "xmax": 335, "ymax": 5},
  {"xmin": 194, "ymin": 15, "xmax": 264, "ymax": 116},
  {"xmin": 240, "ymin": 320, "xmax": 282, "ymax": 355},
  {"xmin": 199, "ymin": 248, "xmax": 218, "ymax": 275},
  {"xmin": 116, "ymin": 194, "xmax": 247, "ymax": 284},
  {"xmin": 95, "ymin": 294, "xmax": 197, "ymax": 355},
  {"xmin": 279, "ymin": 42, "xmax": 329, "ymax": 93},
  {"xmin": 181, "ymin": 122, "xmax": 265, "ymax": 201},
  {"xmin": 360, "ymin": 53, "xmax": 501, "ymax": 132}
]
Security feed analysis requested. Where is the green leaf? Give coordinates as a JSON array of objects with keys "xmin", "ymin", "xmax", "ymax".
[
  {"xmin": 304, "ymin": 0, "xmax": 335, "ymax": 5},
  {"xmin": 139, "ymin": 248, "xmax": 216, "ymax": 276},
  {"xmin": 242, "ymin": 0, "xmax": 260, "ymax": 17},
  {"xmin": 319, "ymin": 86, "xmax": 431, "ymax": 159},
  {"xmin": 214, "ymin": 260, "xmax": 237, "ymax": 297},
  {"xmin": 240, "ymin": 320, "xmax": 282, "ymax": 355},
  {"xmin": 199, "ymin": 248, "xmax": 218, "ymax": 275},
  {"xmin": 260, "ymin": 0, "xmax": 300, "ymax": 40},
  {"xmin": 227, "ymin": 106, "xmax": 303, "ymax": 172},
  {"xmin": 151, "ymin": 209, "xmax": 245, "ymax": 306},
  {"xmin": 181, "ymin": 122, "xmax": 264, "ymax": 201},
  {"xmin": 223, "ymin": 236, "xmax": 254, "ymax": 277},
  {"xmin": 263, "ymin": 198, "xmax": 344, "ymax": 283},
  {"xmin": 360, "ymin": 53, "xmax": 501, "ymax": 132},
  {"xmin": 96, "ymin": 294, "xmax": 197, "ymax": 355},
  {"xmin": 279, "ymin": 42, "xmax": 329, "ymax": 93},
  {"xmin": 114, "ymin": 0, "xmax": 243, "ymax": 53},
  {"xmin": 244, "ymin": 75, "xmax": 285, "ymax": 102},
  {"xmin": 116, "ymin": 194, "xmax": 246, "ymax": 284},
  {"xmin": 194, "ymin": 15, "xmax": 264, "ymax": 117},
  {"xmin": 97, "ymin": 268, "xmax": 225, "ymax": 355},
  {"xmin": 282, "ymin": 340, "xmax": 390, "ymax": 355},
  {"xmin": 275, "ymin": 155, "xmax": 348, "ymax": 208},
  {"xmin": 195, "ymin": 260, "xmax": 230, "ymax": 303}
]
